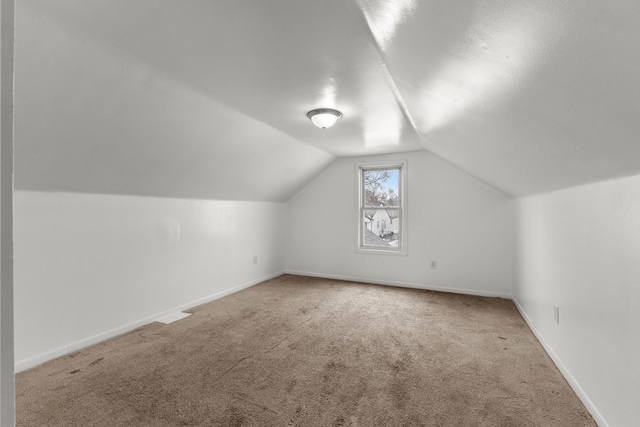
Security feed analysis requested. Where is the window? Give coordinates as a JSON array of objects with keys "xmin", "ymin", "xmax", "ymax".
[{"xmin": 357, "ymin": 161, "xmax": 406, "ymax": 254}]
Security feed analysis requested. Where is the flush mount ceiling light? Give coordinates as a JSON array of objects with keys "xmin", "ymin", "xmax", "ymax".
[{"xmin": 307, "ymin": 108, "xmax": 343, "ymax": 129}]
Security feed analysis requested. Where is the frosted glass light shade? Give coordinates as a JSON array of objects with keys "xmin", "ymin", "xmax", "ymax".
[{"xmin": 307, "ymin": 108, "xmax": 342, "ymax": 129}]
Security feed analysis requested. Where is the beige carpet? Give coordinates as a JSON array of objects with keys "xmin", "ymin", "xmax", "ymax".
[{"xmin": 17, "ymin": 275, "xmax": 595, "ymax": 426}]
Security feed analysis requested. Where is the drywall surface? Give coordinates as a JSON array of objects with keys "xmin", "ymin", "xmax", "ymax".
[
  {"xmin": 15, "ymin": 1, "xmax": 334, "ymax": 202},
  {"xmin": 14, "ymin": 191, "xmax": 285, "ymax": 371},
  {"xmin": 514, "ymin": 175, "xmax": 640, "ymax": 427},
  {"xmin": 286, "ymin": 151, "xmax": 513, "ymax": 297},
  {"xmin": 1, "ymin": 0, "xmax": 15, "ymax": 423}
]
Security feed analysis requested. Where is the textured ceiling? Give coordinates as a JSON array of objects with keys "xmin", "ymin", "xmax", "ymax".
[{"xmin": 14, "ymin": 0, "xmax": 640, "ymax": 201}]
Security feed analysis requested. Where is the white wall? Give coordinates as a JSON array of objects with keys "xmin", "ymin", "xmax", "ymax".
[
  {"xmin": 1, "ymin": 0, "xmax": 15, "ymax": 424},
  {"xmin": 286, "ymin": 151, "xmax": 513, "ymax": 297},
  {"xmin": 14, "ymin": 191, "xmax": 285, "ymax": 371},
  {"xmin": 514, "ymin": 175, "xmax": 640, "ymax": 427}
]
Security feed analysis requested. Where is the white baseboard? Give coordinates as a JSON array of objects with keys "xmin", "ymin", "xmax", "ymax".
[
  {"xmin": 511, "ymin": 298, "xmax": 608, "ymax": 427},
  {"xmin": 15, "ymin": 271, "xmax": 284, "ymax": 373},
  {"xmin": 284, "ymin": 270, "xmax": 512, "ymax": 299}
]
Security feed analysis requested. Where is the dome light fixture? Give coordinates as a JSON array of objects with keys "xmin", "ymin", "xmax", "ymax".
[{"xmin": 307, "ymin": 108, "xmax": 343, "ymax": 129}]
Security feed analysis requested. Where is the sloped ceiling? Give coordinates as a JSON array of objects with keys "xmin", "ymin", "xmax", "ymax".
[{"xmin": 14, "ymin": 0, "xmax": 640, "ymax": 201}]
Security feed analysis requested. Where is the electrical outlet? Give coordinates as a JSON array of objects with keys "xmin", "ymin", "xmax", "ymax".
[
  {"xmin": 253, "ymin": 256, "xmax": 258, "ymax": 265},
  {"xmin": 430, "ymin": 260, "xmax": 437, "ymax": 269},
  {"xmin": 554, "ymin": 305, "xmax": 560, "ymax": 324}
]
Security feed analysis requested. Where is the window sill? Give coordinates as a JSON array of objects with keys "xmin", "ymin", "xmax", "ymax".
[{"xmin": 355, "ymin": 247, "xmax": 408, "ymax": 256}]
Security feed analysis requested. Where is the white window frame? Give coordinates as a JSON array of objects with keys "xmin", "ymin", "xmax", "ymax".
[{"xmin": 356, "ymin": 160, "xmax": 407, "ymax": 255}]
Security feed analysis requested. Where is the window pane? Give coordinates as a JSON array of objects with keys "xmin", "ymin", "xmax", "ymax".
[
  {"xmin": 363, "ymin": 169, "xmax": 399, "ymax": 207},
  {"xmin": 358, "ymin": 162, "xmax": 405, "ymax": 254},
  {"xmin": 362, "ymin": 209, "xmax": 401, "ymax": 248}
]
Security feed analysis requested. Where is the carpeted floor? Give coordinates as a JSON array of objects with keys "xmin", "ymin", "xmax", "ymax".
[{"xmin": 17, "ymin": 275, "xmax": 595, "ymax": 426}]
